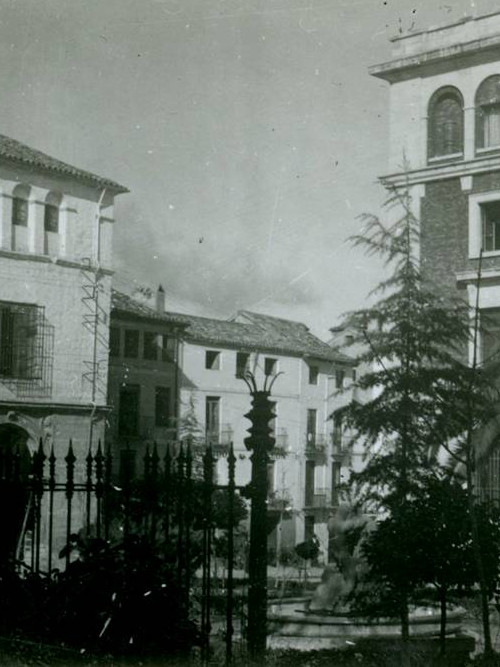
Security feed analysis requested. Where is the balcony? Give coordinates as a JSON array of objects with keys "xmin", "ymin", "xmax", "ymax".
[
  {"xmin": 270, "ymin": 428, "xmax": 289, "ymax": 458},
  {"xmin": 267, "ymin": 491, "xmax": 293, "ymax": 513},
  {"xmin": 206, "ymin": 423, "xmax": 234, "ymax": 456},
  {"xmin": 305, "ymin": 433, "xmax": 327, "ymax": 459},
  {"xmin": 304, "ymin": 487, "xmax": 329, "ymax": 509},
  {"xmin": 331, "ymin": 429, "xmax": 351, "ymax": 459}
]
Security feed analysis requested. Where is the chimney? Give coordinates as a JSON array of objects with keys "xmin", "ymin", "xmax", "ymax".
[{"xmin": 156, "ymin": 284, "xmax": 165, "ymax": 313}]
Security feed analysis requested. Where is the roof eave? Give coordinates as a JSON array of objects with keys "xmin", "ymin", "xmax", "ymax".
[{"xmin": 2, "ymin": 154, "xmax": 129, "ymax": 194}]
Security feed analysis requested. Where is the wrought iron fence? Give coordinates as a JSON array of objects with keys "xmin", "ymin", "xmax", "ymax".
[{"xmin": 0, "ymin": 437, "xmax": 245, "ymax": 663}]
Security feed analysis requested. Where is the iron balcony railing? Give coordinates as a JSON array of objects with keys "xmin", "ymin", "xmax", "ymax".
[
  {"xmin": 267, "ymin": 491, "xmax": 293, "ymax": 512},
  {"xmin": 305, "ymin": 432, "xmax": 327, "ymax": 456},
  {"xmin": 206, "ymin": 423, "xmax": 234, "ymax": 449},
  {"xmin": 304, "ymin": 487, "xmax": 329, "ymax": 508}
]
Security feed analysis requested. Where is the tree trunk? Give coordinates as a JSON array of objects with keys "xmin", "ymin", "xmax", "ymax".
[{"xmin": 439, "ymin": 585, "xmax": 447, "ymax": 655}]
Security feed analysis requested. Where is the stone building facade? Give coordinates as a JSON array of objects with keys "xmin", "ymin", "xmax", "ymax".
[
  {"xmin": 370, "ymin": 11, "xmax": 500, "ymax": 497},
  {"xmin": 0, "ymin": 134, "xmax": 127, "ymax": 562}
]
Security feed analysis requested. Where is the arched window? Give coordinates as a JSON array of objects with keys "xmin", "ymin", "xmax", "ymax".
[
  {"xmin": 11, "ymin": 184, "xmax": 30, "ymax": 252},
  {"xmin": 11, "ymin": 184, "xmax": 30, "ymax": 227},
  {"xmin": 44, "ymin": 191, "xmax": 61, "ymax": 233},
  {"xmin": 476, "ymin": 75, "xmax": 500, "ymax": 150},
  {"xmin": 428, "ymin": 87, "xmax": 464, "ymax": 159},
  {"xmin": 44, "ymin": 191, "xmax": 62, "ymax": 255}
]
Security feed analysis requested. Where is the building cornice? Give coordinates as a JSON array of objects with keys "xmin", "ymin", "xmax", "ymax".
[
  {"xmin": 0, "ymin": 400, "xmax": 111, "ymax": 413},
  {"xmin": 0, "ymin": 248, "xmax": 114, "ymax": 275},
  {"xmin": 370, "ymin": 33, "xmax": 500, "ymax": 83},
  {"xmin": 380, "ymin": 154, "xmax": 500, "ymax": 188},
  {"xmin": 456, "ymin": 268, "xmax": 500, "ymax": 285}
]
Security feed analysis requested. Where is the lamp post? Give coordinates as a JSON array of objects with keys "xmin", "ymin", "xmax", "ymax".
[{"xmin": 242, "ymin": 371, "xmax": 280, "ymax": 660}]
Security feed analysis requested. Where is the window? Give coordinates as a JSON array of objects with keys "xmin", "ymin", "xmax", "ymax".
[
  {"xmin": 205, "ymin": 396, "xmax": 220, "ymax": 444},
  {"xmin": 428, "ymin": 86, "xmax": 464, "ymax": 159},
  {"xmin": 43, "ymin": 192, "xmax": 62, "ymax": 256},
  {"xmin": 143, "ymin": 331, "xmax": 159, "ymax": 360},
  {"xmin": 305, "ymin": 462, "xmax": 315, "ymax": 508},
  {"xmin": 0, "ymin": 302, "xmax": 41, "ymax": 379},
  {"xmin": 333, "ymin": 415, "xmax": 343, "ymax": 449},
  {"xmin": 267, "ymin": 461, "xmax": 275, "ymax": 495},
  {"xmin": 308, "ymin": 364, "xmax": 319, "ymax": 385},
  {"xmin": 12, "ymin": 196, "xmax": 28, "ymax": 226},
  {"xmin": 11, "ymin": 184, "xmax": 30, "ymax": 253},
  {"xmin": 118, "ymin": 384, "xmax": 140, "ymax": 436},
  {"xmin": 481, "ymin": 309, "xmax": 500, "ymax": 367},
  {"xmin": 205, "ymin": 350, "xmax": 220, "ymax": 370},
  {"xmin": 109, "ymin": 327, "xmax": 120, "ymax": 357},
  {"xmin": 335, "ymin": 369, "xmax": 345, "ymax": 389},
  {"xmin": 269, "ymin": 401, "xmax": 277, "ymax": 437},
  {"xmin": 306, "ymin": 409, "xmax": 317, "ymax": 444},
  {"xmin": 469, "ymin": 192, "xmax": 500, "ymax": 258},
  {"xmin": 476, "ymin": 76, "xmax": 500, "ymax": 151},
  {"xmin": 44, "ymin": 204, "xmax": 59, "ymax": 233},
  {"xmin": 155, "ymin": 386, "xmax": 171, "ymax": 427},
  {"xmin": 160, "ymin": 335, "xmax": 176, "ymax": 362},
  {"xmin": 236, "ymin": 352, "xmax": 250, "ymax": 378},
  {"xmin": 124, "ymin": 329, "xmax": 139, "ymax": 358},
  {"xmin": 331, "ymin": 461, "xmax": 341, "ymax": 507},
  {"xmin": 482, "ymin": 201, "xmax": 500, "ymax": 252},
  {"xmin": 264, "ymin": 357, "xmax": 277, "ymax": 376}
]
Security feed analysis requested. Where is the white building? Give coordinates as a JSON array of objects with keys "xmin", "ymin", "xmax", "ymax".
[
  {"xmin": 177, "ymin": 308, "xmax": 356, "ymax": 563},
  {"xmin": 0, "ymin": 134, "xmax": 127, "ymax": 561}
]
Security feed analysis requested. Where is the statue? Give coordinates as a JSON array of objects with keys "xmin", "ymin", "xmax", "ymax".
[{"xmin": 308, "ymin": 504, "xmax": 370, "ymax": 613}]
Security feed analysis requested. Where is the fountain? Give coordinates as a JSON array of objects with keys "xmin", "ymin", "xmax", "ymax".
[{"xmin": 268, "ymin": 505, "xmax": 468, "ymax": 651}]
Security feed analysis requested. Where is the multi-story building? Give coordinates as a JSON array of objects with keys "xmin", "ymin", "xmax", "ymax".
[
  {"xmin": 177, "ymin": 307, "xmax": 356, "ymax": 564},
  {"xmin": 107, "ymin": 288, "xmax": 187, "ymax": 471},
  {"xmin": 0, "ymin": 133, "xmax": 127, "ymax": 559},
  {"xmin": 370, "ymin": 11, "xmax": 500, "ymax": 496},
  {"xmin": 104, "ymin": 286, "xmax": 355, "ymax": 563}
]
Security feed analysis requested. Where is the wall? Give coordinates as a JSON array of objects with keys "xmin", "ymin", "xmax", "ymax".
[
  {"xmin": 107, "ymin": 317, "xmax": 179, "ymax": 466},
  {"xmin": 179, "ymin": 340, "xmax": 355, "ymax": 562}
]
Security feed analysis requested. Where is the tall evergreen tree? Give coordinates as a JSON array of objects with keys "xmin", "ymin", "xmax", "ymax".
[{"xmin": 336, "ymin": 182, "xmax": 499, "ymax": 648}]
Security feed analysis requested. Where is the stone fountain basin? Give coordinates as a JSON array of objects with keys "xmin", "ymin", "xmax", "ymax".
[{"xmin": 268, "ymin": 598, "xmax": 467, "ymax": 650}]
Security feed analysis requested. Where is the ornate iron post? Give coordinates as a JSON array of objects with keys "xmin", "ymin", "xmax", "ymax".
[{"xmin": 242, "ymin": 372, "xmax": 279, "ymax": 659}]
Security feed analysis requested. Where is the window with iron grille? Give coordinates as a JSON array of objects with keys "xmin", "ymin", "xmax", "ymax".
[{"xmin": 0, "ymin": 302, "xmax": 43, "ymax": 380}]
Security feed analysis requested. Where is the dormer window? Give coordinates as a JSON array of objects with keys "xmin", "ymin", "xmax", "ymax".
[
  {"xmin": 476, "ymin": 76, "xmax": 500, "ymax": 151},
  {"xmin": 428, "ymin": 86, "xmax": 463, "ymax": 160}
]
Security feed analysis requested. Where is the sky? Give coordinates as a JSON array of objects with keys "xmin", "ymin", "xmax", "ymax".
[{"xmin": 1, "ymin": 0, "xmax": 499, "ymax": 338}]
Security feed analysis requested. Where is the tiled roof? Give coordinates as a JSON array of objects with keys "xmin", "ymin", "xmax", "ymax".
[
  {"xmin": 175, "ymin": 310, "xmax": 354, "ymax": 364},
  {"xmin": 111, "ymin": 291, "xmax": 188, "ymax": 326},
  {"xmin": 0, "ymin": 134, "xmax": 128, "ymax": 193},
  {"xmin": 110, "ymin": 292, "xmax": 353, "ymax": 363}
]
